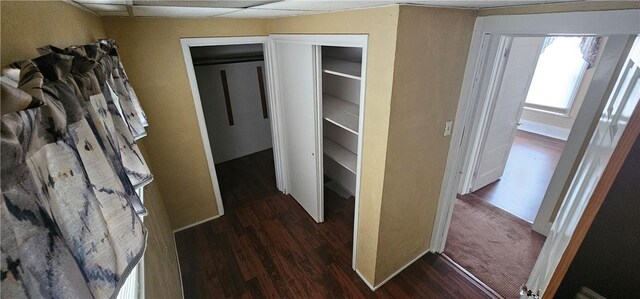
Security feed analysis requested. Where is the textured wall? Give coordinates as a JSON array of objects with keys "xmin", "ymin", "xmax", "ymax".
[
  {"xmin": 140, "ymin": 165, "xmax": 183, "ymax": 299},
  {"xmin": 102, "ymin": 17, "xmax": 269, "ymax": 230},
  {"xmin": 1, "ymin": 1, "xmax": 106, "ymax": 65},
  {"xmin": 375, "ymin": 5, "xmax": 476, "ymax": 285}
]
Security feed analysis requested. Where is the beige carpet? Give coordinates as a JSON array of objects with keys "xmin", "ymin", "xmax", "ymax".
[{"xmin": 444, "ymin": 194, "xmax": 546, "ymax": 298}]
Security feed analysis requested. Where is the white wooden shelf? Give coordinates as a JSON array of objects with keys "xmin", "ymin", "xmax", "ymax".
[
  {"xmin": 323, "ymin": 138, "xmax": 357, "ymax": 173},
  {"xmin": 323, "ymin": 93, "xmax": 359, "ymax": 135},
  {"xmin": 323, "ymin": 58, "xmax": 361, "ymax": 80}
]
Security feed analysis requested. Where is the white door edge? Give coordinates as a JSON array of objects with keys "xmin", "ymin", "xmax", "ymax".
[
  {"xmin": 314, "ymin": 45, "xmax": 325, "ymax": 223},
  {"xmin": 467, "ymin": 36, "xmax": 514, "ymax": 192}
]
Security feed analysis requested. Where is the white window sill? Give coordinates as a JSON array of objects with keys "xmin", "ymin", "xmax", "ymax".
[{"xmin": 523, "ymin": 106, "xmax": 571, "ymax": 118}]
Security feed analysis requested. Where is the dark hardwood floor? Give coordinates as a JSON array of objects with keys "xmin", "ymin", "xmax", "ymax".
[
  {"xmin": 471, "ymin": 130, "xmax": 566, "ymax": 222},
  {"xmin": 175, "ymin": 149, "xmax": 496, "ymax": 298}
]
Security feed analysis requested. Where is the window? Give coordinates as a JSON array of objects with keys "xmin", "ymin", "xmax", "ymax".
[{"xmin": 524, "ymin": 37, "xmax": 588, "ymax": 115}]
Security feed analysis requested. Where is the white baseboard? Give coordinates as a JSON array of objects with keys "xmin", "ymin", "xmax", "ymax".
[
  {"xmin": 173, "ymin": 234, "xmax": 186, "ymax": 299},
  {"xmin": 356, "ymin": 248, "xmax": 432, "ymax": 291},
  {"xmin": 373, "ymin": 248, "xmax": 432, "ymax": 290},
  {"xmin": 172, "ymin": 214, "xmax": 222, "ymax": 233},
  {"xmin": 531, "ymin": 220, "xmax": 552, "ymax": 236},
  {"xmin": 519, "ymin": 119, "xmax": 570, "ymax": 141},
  {"xmin": 355, "ymin": 269, "xmax": 377, "ymax": 291}
]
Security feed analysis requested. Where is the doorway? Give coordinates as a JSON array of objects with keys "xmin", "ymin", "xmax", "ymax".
[
  {"xmin": 444, "ymin": 35, "xmax": 603, "ymax": 297},
  {"xmin": 180, "ymin": 37, "xmax": 285, "ymax": 220},
  {"xmin": 431, "ymin": 9, "xmax": 639, "ymax": 299},
  {"xmin": 179, "ymin": 35, "xmax": 369, "ymax": 273},
  {"xmin": 189, "ymin": 43, "xmax": 278, "ymax": 212},
  {"xmin": 447, "ymin": 34, "xmax": 637, "ymax": 297}
]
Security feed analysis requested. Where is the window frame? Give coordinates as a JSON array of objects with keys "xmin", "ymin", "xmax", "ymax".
[{"xmin": 524, "ymin": 38, "xmax": 590, "ymax": 117}]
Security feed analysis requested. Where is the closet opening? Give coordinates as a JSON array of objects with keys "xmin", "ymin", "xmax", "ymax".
[
  {"xmin": 320, "ymin": 45, "xmax": 363, "ymax": 247},
  {"xmin": 175, "ymin": 37, "xmax": 370, "ymax": 295},
  {"xmin": 187, "ymin": 40, "xmax": 279, "ymax": 214}
]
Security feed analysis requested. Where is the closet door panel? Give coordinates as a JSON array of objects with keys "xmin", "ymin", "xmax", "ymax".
[{"xmin": 274, "ymin": 41, "xmax": 322, "ymax": 222}]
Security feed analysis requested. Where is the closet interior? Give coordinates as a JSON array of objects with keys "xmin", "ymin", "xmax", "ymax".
[
  {"xmin": 190, "ymin": 43, "xmax": 279, "ymax": 211},
  {"xmin": 191, "ymin": 44, "xmax": 273, "ymax": 164},
  {"xmin": 321, "ymin": 46, "xmax": 363, "ymax": 200},
  {"xmin": 188, "ymin": 42, "xmax": 366, "ymax": 222}
]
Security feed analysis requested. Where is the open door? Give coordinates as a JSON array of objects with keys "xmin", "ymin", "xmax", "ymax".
[
  {"xmin": 523, "ymin": 35, "xmax": 638, "ymax": 298},
  {"xmin": 272, "ymin": 40, "xmax": 323, "ymax": 222},
  {"xmin": 472, "ymin": 37, "xmax": 545, "ymax": 192}
]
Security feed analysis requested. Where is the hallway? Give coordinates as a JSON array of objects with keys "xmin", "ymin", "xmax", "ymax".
[
  {"xmin": 445, "ymin": 130, "xmax": 564, "ymax": 297},
  {"xmin": 175, "ymin": 149, "xmax": 495, "ymax": 298}
]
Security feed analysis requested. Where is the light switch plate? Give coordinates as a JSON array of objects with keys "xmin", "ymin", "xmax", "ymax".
[{"xmin": 444, "ymin": 120, "xmax": 453, "ymax": 136}]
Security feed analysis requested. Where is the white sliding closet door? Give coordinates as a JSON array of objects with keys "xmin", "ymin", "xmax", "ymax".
[{"xmin": 273, "ymin": 41, "xmax": 323, "ymax": 222}]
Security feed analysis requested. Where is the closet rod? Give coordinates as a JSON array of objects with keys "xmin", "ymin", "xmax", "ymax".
[{"xmin": 193, "ymin": 57, "xmax": 264, "ymax": 67}]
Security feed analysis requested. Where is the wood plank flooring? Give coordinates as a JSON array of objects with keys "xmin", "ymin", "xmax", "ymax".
[
  {"xmin": 175, "ymin": 149, "xmax": 495, "ymax": 298},
  {"xmin": 471, "ymin": 130, "xmax": 566, "ymax": 222}
]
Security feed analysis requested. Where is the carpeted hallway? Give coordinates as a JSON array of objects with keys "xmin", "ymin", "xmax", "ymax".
[
  {"xmin": 444, "ymin": 130, "xmax": 563, "ymax": 297},
  {"xmin": 445, "ymin": 195, "xmax": 546, "ymax": 298}
]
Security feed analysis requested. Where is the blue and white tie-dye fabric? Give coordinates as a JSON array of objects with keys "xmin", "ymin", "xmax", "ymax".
[
  {"xmin": 1, "ymin": 66, "xmax": 94, "ymax": 299},
  {"xmin": 97, "ymin": 41, "xmax": 146, "ymax": 140},
  {"xmin": 0, "ymin": 59, "xmax": 146, "ymax": 299},
  {"xmin": 84, "ymin": 46, "xmax": 153, "ymax": 189}
]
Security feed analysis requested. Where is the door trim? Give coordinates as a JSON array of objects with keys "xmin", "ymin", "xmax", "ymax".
[
  {"xmin": 180, "ymin": 36, "xmax": 283, "ymax": 219},
  {"xmin": 528, "ymin": 34, "xmax": 638, "ymax": 298},
  {"xmin": 467, "ymin": 36, "xmax": 547, "ymax": 193},
  {"xmin": 544, "ymin": 82, "xmax": 640, "ymax": 298},
  {"xmin": 465, "ymin": 35, "xmax": 512, "ymax": 193},
  {"xmin": 313, "ymin": 45, "xmax": 325, "ymax": 223},
  {"xmin": 431, "ymin": 10, "xmax": 639, "ymax": 295},
  {"xmin": 268, "ymin": 34, "xmax": 369, "ymax": 271}
]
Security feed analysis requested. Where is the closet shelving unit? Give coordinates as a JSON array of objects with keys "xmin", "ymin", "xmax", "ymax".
[{"xmin": 321, "ymin": 47, "xmax": 362, "ymax": 198}]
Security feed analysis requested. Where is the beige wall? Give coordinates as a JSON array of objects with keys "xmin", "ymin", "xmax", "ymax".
[
  {"xmin": 105, "ymin": 5, "xmax": 401, "ymax": 284},
  {"xmin": 141, "ymin": 175, "xmax": 183, "ymax": 299},
  {"xmin": 1, "ymin": 1, "xmax": 106, "ymax": 65},
  {"xmin": 267, "ymin": 5, "xmax": 400, "ymax": 284},
  {"xmin": 102, "ymin": 17, "xmax": 269, "ymax": 229},
  {"xmin": 374, "ymin": 5, "xmax": 476, "ymax": 284},
  {"xmin": 479, "ymin": 1, "xmax": 640, "ymax": 16}
]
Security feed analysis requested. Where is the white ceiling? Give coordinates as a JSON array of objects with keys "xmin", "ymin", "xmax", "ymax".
[{"xmin": 71, "ymin": 0, "xmax": 586, "ymax": 18}]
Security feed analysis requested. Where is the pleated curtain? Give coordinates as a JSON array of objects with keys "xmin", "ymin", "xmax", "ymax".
[{"xmin": 1, "ymin": 39, "xmax": 150, "ymax": 299}]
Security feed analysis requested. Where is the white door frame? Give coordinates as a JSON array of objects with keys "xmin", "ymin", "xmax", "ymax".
[
  {"xmin": 527, "ymin": 35, "xmax": 638, "ymax": 298},
  {"xmin": 464, "ymin": 35, "xmax": 546, "ymax": 193},
  {"xmin": 180, "ymin": 36, "xmax": 284, "ymax": 218},
  {"xmin": 268, "ymin": 34, "xmax": 369, "ymax": 270},
  {"xmin": 431, "ymin": 9, "xmax": 640, "ymax": 253}
]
